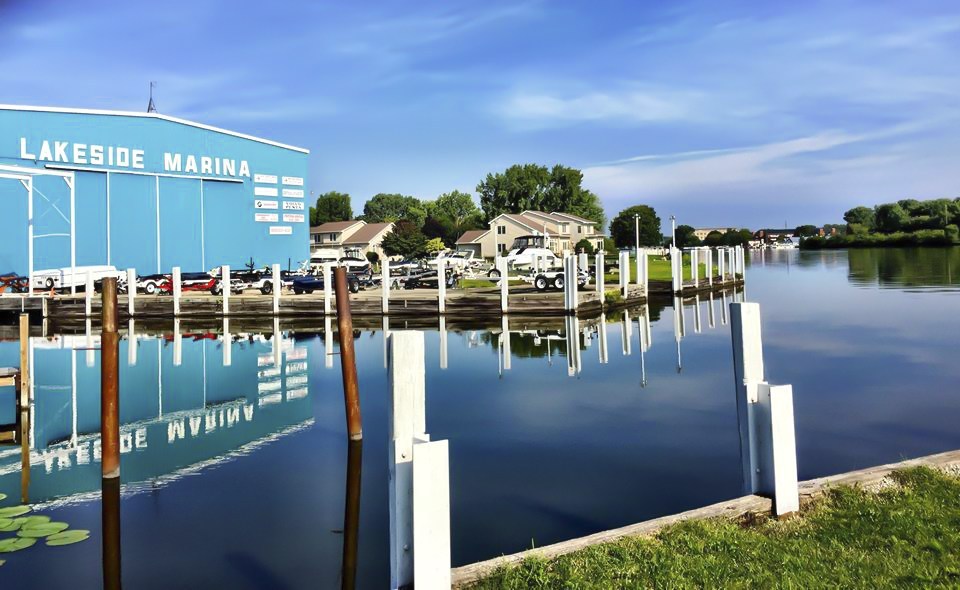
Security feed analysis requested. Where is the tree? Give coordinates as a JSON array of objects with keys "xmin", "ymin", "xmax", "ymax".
[
  {"xmin": 362, "ymin": 193, "xmax": 427, "ymax": 227},
  {"xmin": 425, "ymin": 190, "xmax": 483, "ymax": 245},
  {"xmin": 795, "ymin": 225, "xmax": 818, "ymax": 237},
  {"xmin": 874, "ymin": 203, "xmax": 909, "ymax": 233},
  {"xmin": 310, "ymin": 191, "xmax": 352, "ymax": 226},
  {"xmin": 476, "ymin": 164, "xmax": 606, "ymax": 226},
  {"xmin": 843, "ymin": 206, "xmax": 875, "ymax": 231},
  {"xmin": 608, "ymin": 205, "xmax": 662, "ymax": 248},
  {"xmin": 574, "ymin": 238, "xmax": 594, "ymax": 254},
  {"xmin": 381, "ymin": 221, "xmax": 428, "ymax": 258},
  {"xmin": 720, "ymin": 229, "xmax": 753, "ymax": 246},
  {"xmin": 703, "ymin": 231, "xmax": 725, "ymax": 246},
  {"xmin": 425, "ymin": 237, "xmax": 446, "ymax": 253},
  {"xmin": 674, "ymin": 224, "xmax": 701, "ymax": 248}
]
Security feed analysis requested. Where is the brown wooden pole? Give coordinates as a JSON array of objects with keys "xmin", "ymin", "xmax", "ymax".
[
  {"xmin": 101, "ymin": 277, "xmax": 120, "ymax": 478},
  {"xmin": 17, "ymin": 313, "xmax": 30, "ymax": 503},
  {"xmin": 334, "ymin": 267, "xmax": 363, "ymax": 440},
  {"xmin": 102, "ymin": 475, "xmax": 122, "ymax": 590},
  {"xmin": 340, "ymin": 439, "xmax": 363, "ymax": 590}
]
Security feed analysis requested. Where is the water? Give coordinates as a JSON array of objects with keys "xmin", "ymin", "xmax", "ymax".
[{"xmin": 1, "ymin": 247, "xmax": 958, "ymax": 588}]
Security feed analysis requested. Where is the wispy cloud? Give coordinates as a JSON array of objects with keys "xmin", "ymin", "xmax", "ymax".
[{"xmin": 496, "ymin": 86, "xmax": 701, "ymax": 127}]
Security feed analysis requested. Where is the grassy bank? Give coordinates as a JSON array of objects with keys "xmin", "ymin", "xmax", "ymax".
[
  {"xmin": 802, "ymin": 230, "xmax": 959, "ymax": 249},
  {"xmin": 472, "ymin": 467, "xmax": 960, "ymax": 589}
]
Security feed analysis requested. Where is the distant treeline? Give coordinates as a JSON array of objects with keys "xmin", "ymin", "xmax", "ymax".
[{"xmin": 802, "ymin": 198, "xmax": 960, "ymax": 249}]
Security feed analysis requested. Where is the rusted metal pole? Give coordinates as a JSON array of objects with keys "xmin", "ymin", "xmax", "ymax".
[
  {"xmin": 102, "ymin": 475, "xmax": 122, "ymax": 590},
  {"xmin": 17, "ymin": 313, "xmax": 30, "ymax": 503},
  {"xmin": 334, "ymin": 267, "xmax": 363, "ymax": 440},
  {"xmin": 341, "ymin": 439, "xmax": 363, "ymax": 590},
  {"xmin": 101, "ymin": 277, "xmax": 120, "ymax": 478}
]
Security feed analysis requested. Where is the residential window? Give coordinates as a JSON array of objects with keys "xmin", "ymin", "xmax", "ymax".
[
  {"xmin": 328, "ymin": 233, "xmax": 337, "ymax": 241},
  {"xmin": 577, "ymin": 226, "xmax": 582, "ymax": 234},
  {"xmin": 498, "ymin": 243, "xmax": 506, "ymax": 253},
  {"xmin": 497, "ymin": 225, "xmax": 506, "ymax": 235}
]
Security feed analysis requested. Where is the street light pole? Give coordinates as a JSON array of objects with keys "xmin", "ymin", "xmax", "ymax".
[{"xmin": 670, "ymin": 215, "xmax": 677, "ymax": 249}]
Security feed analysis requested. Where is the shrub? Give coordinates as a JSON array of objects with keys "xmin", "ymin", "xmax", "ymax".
[
  {"xmin": 365, "ymin": 251, "xmax": 379, "ymax": 264},
  {"xmin": 575, "ymin": 238, "xmax": 595, "ymax": 255}
]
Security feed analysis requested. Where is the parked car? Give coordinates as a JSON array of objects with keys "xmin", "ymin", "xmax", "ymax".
[{"xmin": 291, "ymin": 274, "xmax": 361, "ymax": 295}]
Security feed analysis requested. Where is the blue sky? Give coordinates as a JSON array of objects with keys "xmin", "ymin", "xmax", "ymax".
[{"xmin": 2, "ymin": 0, "xmax": 959, "ymax": 230}]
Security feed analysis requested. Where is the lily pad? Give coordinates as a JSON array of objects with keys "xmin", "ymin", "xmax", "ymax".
[
  {"xmin": 17, "ymin": 515, "xmax": 51, "ymax": 526},
  {"xmin": 18, "ymin": 522, "xmax": 70, "ymax": 538},
  {"xmin": 0, "ymin": 492, "xmax": 7, "ymax": 501},
  {"xmin": 46, "ymin": 530, "xmax": 90, "ymax": 546},
  {"xmin": 0, "ymin": 537, "xmax": 36, "ymax": 552},
  {"xmin": 0, "ymin": 518, "xmax": 20, "ymax": 532},
  {"xmin": 0, "ymin": 506, "xmax": 30, "ymax": 518}
]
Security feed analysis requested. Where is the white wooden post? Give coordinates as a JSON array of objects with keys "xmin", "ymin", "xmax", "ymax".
[
  {"xmin": 671, "ymin": 248, "xmax": 681, "ymax": 293},
  {"xmin": 757, "ymin": 383, "xmax": 799, "ymax": 516},
  {"xmin": 323, "ymin": 263, "xmax": 333, "ymax": 315},
  {"xmin": 718, "ymin": 249, "xmax": 725, "ymax": 282},
  {"xmin": 595, "ymin": 252, "xmax": 604, "ymax": 296},
  {"xmin": 389, "ymin": 331, "xmax": 451, "ymax": 590},
  {"xmin": 499, "ymin": 258, "xmax": 509, "ymax": 313},
  {"xmin": 691, "ymin": 248, "xmax": 699, "ymax": 288},
  {"xmin": 437, "ymin": 258, "xmax": 446, "ymax": 314},
  {"xmin": 84, "ymin": 270, "xmax": 93, "ymax": 317},
  {"xmin": 563, "ymin": 255, "xmax": 578, "ymax": 312},
  {"xmin": 730, "ymin": 302, "xmax": 764, "ymax": 494},
  {"xmin": 127, "ymin": 268, "xmax": 136, "ymax": 316},
  {"xmin": 619, "ymin": 250, "xmax": 629, "ymax": 297},
  {"xmin": 635, "ymin": 248, "xmax": 643, "ymax": 288},
  {"xmin": 172, "ymin": 266, "xmax": 181, "ymax": 316},
  {"xmin": 706, "ymin": 248, "xmax": 713, "ymax": 286},
  {"xmin": 578, "ymin": 252, "xmax": 588, "ymax": 274},
  {"xmin": 222, "ymin": 265, "xmax": 230, "ymax": 316},
  {"xmin": 272, "ymin": 264, "xmax": 281, "ymax": 314},
  {"xmin": 382, "ymin": 258, "xmax": 390, "ymax": 314}
]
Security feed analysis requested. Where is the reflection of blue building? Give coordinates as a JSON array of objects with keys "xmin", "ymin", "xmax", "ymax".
[
  {"xmin": 0, "ymin": 105, "xmax": 309, "ymax": 274},
  {"xmin": 0, "ymin": 330, "xmax": 313, "ymax": 504}
]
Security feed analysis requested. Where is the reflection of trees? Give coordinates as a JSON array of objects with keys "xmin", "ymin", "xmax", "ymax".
[
  {"xmin": 478, "ymin": 330, "xmax": 569, "ymax": 358},
  {"xmin": 848, "ymin": 248, "xmax": 960, "ymax": 288}
]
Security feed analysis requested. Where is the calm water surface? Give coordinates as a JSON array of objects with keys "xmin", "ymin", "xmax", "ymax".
[{"xmin": 1, "ymin": 248, "xmax": 958, "ymax": 588}]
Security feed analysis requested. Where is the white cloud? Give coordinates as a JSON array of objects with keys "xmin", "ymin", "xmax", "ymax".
[{"xmin": 496, "ymin": 87, "xmax": 699, "ymax": 126}]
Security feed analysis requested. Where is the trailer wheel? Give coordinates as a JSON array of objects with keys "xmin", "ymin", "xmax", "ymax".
[
  {"xmin": 552, "ymin": 274, "xmax": 564, "ymax": 290},
  {"xmin": 534, "ymin": 275, "xmax": 549, "ymax": 291},
  {"xmin": 487, "ymin": 268, "xmax": 501, "ymax": 278},
  {"xmin": 293, "ymin": 287, "xmax": 303, "ymax": 295},
  {"xmin": 261, "ymin": 282, "xmax": 273, "ymax": 295},
  {"xmin": 349, "ymin": 280, "xmax": 360, "ymax": 294},
  {"xmin": 145, "ymin": 282, "xmax": 157, "ymax": 295},
  {"xmin": 44, "ymin": 277, "xmax": 55, "ymax": 289}
]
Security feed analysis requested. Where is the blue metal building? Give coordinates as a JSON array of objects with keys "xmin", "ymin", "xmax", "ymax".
[{"xmin": 0, "ymin": 105, "xmax": 309, "ymax": 277}]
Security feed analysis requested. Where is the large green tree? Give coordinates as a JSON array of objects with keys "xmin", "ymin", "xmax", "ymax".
[
  {"xmin": 874, "ymin": 203, "xmax": 910, "ymax": 233},
  {"xmin": 674, "ymin": 224, "xmax": 702, "ymax": 248},
  {"xmin": 424, "ymin": 190, "xmax": 483, "ymax": 245},
  {"xmin": 362, "ymin": 193, "xmax": 427, "ymax": 227},
  {"xmin": 309, "ymin": 191, "xmax": 352, "ymax": 226},
  {"xmin": 476, "ymin": 164, "xmax": 606, "ymax": 227},
  {"xmin": 843, "ymin": 206, "xmax": 876, "ymax": 231},
  {"xmin": 381, "ymin": 221, "xmax": 428, "ymax": 258},
  {"xmin": 608, "ymin": 205, "xmax": 662, "ymax": 248}
]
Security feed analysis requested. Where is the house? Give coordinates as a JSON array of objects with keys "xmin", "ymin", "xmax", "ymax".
[
  {"xmin": 753, "ymin": 228, "xmax": 795, "ymax": 243},
  {"xmin": 693, "ymin": 227, "xmax": 739, "ymax": 241},
  {"xmin": 455, "ymin": 211, "xmax": 605, "ymax": 258},
  {"xmin": 309, "ymin": 220, "xmax": 393, "ymax": 259}
]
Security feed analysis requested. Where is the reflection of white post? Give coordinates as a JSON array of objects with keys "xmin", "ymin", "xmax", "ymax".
[
  {"xmin": 85, "ymin": 270, "xmax": 93, "ymax": 317},
  {"xmin": 499, "ymin": 258, "xmax": 509, "ymax": 314},
  {"xmin": 127, "ymin": 268, "xmax": 136, "ymax": 316},
  {"xmin": 222, "ymin": 265, "xmax": 230, "ymax": 316},
  {"xmin": 85, "ymin": 318, "xmax": 94, "ymax": 367},
  {"xmin": 598, "ymin": 315, "xmax": 608, "ymax": 364},
  {"xmin": 323, "ymin": 263, "xmax": 333, "ymax": 315},
  {"xmin": 127, "ymin": 318, "xmax": 137, "ymax": 366},
  {"xmin": 382, "ymin": 316, "xmax": 390, "ymax": 369},
  {"xmin": 439, "ymin": 315, "xmax": 448, "ymax": 370},
  {"xmin": 501, "ymin": 314, "xmax": 511, "ymax": 371},
  {"xmin": 388, "ymin": 331, "xmax": 451, "ymax": 590},
  {"xmin": 565, "ymin": 315, "xmax": 581, "ymax": 377},
  {"xmin": 324, "ymin": 316, "xmax": 333, "ymax": 369},
  {"xmin": 694, "ymin": 295, "xmax": 702, "ymax": 333},
  {"xmin": 272, "ymin": 263, "xmax": 281, "ymax": 315},
  {"xmin": 621, "ymin": 309, "xmax": 632, "ymax": 356},
  {"xmin": 708, "ymin": 292, "xmax": 716, "ymax": 329},
  {"xmin": 382, "ymin": 258, "xmax": 390, "ymax": 314},
  {"xmin": 437, "ymin": 259, "xmax": 446, "ymax": 314},
  {"xmin": 173, "ymin": 318, "xmax": 182, "ymax": 366},
  {"xmin": 273, "ymin": 316, "xmax": 281, "ymax": 367},
  {"xmin": 223, "ymin": 318, "xmax": 232, "ymax": 367},
  {"xmin": 172, "ymin": 266, "xmax": 181, "ymax": 316},
  {"xmin": 721, "ymin": 291, "xmax": 729, "ymax": 325}
]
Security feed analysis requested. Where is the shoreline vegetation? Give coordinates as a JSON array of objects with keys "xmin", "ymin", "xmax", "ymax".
[
  {"xmin": 803, "ymin": 198, "xmax": 960, "ymax": 250},
  {"xmin": 469, "ymin": 466, "xmax": 960, "ymax": 589}
]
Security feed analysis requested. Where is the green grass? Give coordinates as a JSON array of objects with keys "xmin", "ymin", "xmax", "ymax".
[
  {"xmin": 603, "ymin": 255, "xmax": 702, "ymax": 283},
  {"xmin": 472, "ymin": 467, "xmax": 960, "ymax": 589}
]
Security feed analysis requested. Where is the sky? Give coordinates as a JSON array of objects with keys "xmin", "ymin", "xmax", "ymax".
[{"xmin": 1, "ymin": 0, "xmax": 959, "ymax": 231}]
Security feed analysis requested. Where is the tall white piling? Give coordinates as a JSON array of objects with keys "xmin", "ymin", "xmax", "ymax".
[
  {"xmin": 595, "ymin": 252, "xmax": 605, "ymax": 298},
  {"xmin": 222, "ymin": 265, "xmax": 230, "ymax": 316},
  {"xmin": 272, "ymin": 264, "xmax": 281, "ymax": 314},
  {"xmin": 578, "ymin": 252, "xmax": 588, "ymax": 274},
  {"xmin": 638, "ymin": 249, "xmax": 649, "ymax": 296},
  {"xmin": 691, "ymin": 248, "xmax": 699, "ymax": 288},
  {"xmin": 126, "ymin": 268, "xmax": 136, "ymax": 316},
  {"xmin": 382, "ymin": 258, "xmax": 390, "ymax": 314},
  {"xmin": 671, "ymin": 248, "xmax": 682, "ymax": 293},
  {"xmin": 499, "ymin": 258, "xmax": 509, "ymax": 313},
  {"xmin": 172, "ymin": 267, "xmax": 181, "ymax": 316},
  {"xmin": 85, "ymin": 270, "xmax": 93, "ymax": 317},
  {"xmin": 323, "ymin": 263, "xmax": 333, "ymax": 315},
  {"xmin": 706, "ymin": 248, "xmax": 713, "ymax": 286},
  {"xmin": 619, "ymin": 250, "xmax": 630, "ymax": 297},
  {"xmin": 563, "ymin": 255, "xmax": 578, "ymax": 312},
  {"xmin": 730, "ymin": 301, "xmax": 798, "ymax": 516},
  {"xmin": 718, "ymin": 249, "xmax": 725, "ymax": 282},
  {"xmin": 437, "ymin": 259, "xmax": 446, "ymax": 314}
]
